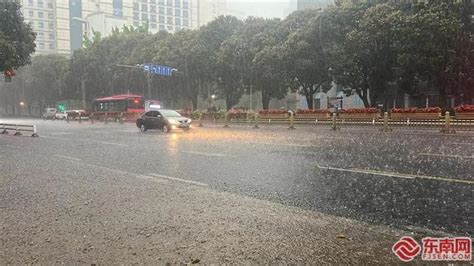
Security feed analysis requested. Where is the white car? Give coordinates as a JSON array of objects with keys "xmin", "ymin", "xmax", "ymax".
[
  {"xmin": 42, "ymin": 108, "xmax": 57, "ymax": 120},
  {"xmin": 55, "ymin": 111, "xmax": 68, "ymax": 120}
]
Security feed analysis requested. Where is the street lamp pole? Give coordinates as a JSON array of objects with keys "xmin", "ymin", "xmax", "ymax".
[
  {"xmin": 147, "ymin": 71, "xmax": 152, "ymax": 99},
  {"xmin": 249, "ymin": 85, "xmax": 253, "ymax": 111}
]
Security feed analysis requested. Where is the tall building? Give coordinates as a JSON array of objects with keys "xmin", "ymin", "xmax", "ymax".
[
  {"xmin": 131, "ymin": 0, "xmax": 192, "ymax": 33},
  {"xmin": 21, "ymin": 0, "xmax": 67, "ymax": 54},
  {"xmin": 21, "ymin": 0, "xmax": 195, "ymax": 55},
  {"xmin": 193, "ymin": 0, "xmax": 225, "ymax": 27}
]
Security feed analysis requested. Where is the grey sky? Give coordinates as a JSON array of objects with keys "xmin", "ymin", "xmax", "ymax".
[{"xmin": 224, "ymin": 0, "xmax": 297, "ymax": 19}]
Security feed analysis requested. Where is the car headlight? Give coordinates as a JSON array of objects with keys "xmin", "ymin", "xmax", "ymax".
[{"xmin": 168, "ymin": 119, "xmax": 180, "ymax": 125}]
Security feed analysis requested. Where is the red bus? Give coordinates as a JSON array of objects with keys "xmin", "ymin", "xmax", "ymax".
[{"xmin": 93, "ymin": 94, "xmax": 145, "ymax": 121}]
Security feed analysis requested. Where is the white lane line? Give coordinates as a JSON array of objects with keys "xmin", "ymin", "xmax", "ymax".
[
  {"xmin": 54, "ymin": 155, "xmax": 128, "ymax": 175},
  {"xmin": 136, "ymin": 175, "xmax": 168, "ymax": 183},
  {"xmin": 48, "ymin": 132, "xmax": 72, "ymax": 136},
  {"xmin": 148, "ymin": 173, "xmax": 208, "ymax": 187},
  {"xmin": 42, "ymin": 136, "xmax": 69, "ymax": 141},
  {"xmin": 181, "ymin": 151, "xmax": 227, "ymax": 157},
  {"xmin": 54, "ymin": 155, "xmax": 206, "ymax": 187},
  {"xmin": 43, "ymin": 135, "xmax": 128, "ymax": 147},
  {"xmin": 449, "ymin": 142, "xmax": 474, "ymax": 146},
  {"xmin": 249, "ymin": 142, "xmax": 310, "ymax": 148},
  {"xmin": 248, "ymin": 138, "xmax": 351, "ymax": 148},
  {"xmin": 167, "ymin": 148, "xmax": 228, "ymax": 157},
  {"xmin": 53, "ymin": 155, "xmax": 82, "ymax": 162},
  {"xmin": 419, "ymin": 153, "xmax": 473, "ymax": 159},
  {"xmin": 316, "ymin": 165, "xmax": 474, "ymax": 185}
]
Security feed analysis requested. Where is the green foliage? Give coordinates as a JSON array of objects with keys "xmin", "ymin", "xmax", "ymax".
[
  {"xmin": 330, "ymin": 1, "xmax": 469, "ymax": 107},
  {"xmin": 2, "ymin": 1, "xmax": 471, "ymax": 115},
  {"xmin": 0, "ymin": 2, "xmax": 36, "ymax": 71},
  {"xmin": 280, "ymin": 9, "xmax": 335, "ymax": 109}
]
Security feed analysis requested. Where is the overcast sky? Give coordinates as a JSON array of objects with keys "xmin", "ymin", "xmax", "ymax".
[{"xmin": 224, "ymin": 0, "xmax": 296, "ymax": 19}]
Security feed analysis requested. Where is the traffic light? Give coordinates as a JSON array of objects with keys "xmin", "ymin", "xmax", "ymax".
[{"xmin": 4, "ymin": 69, "xmax": 15, "ymax": 82}]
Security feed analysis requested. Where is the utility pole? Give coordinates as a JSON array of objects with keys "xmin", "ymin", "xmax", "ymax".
[
  {"xmin": 249, "ymin": 85, "xmax": 253, "ymax": 111},
  {"xmin": 147, "ymin": 71, "xmax": 152, "ymax": 99},
  {"xmin": 81, "ymin": 60, "xmax": 87, "ymax": 109},
  {"xmin": 81, "ymin": 76, "xmax": 86, "ymax": 109}
]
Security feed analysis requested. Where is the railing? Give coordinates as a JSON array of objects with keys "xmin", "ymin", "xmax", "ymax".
[
  {"xmin": 194, "ymin": 111, "xmax": 474, "ymax": 133},
  {"xmin": 0, "ymin": 123, "xmax": 38, "ymax": 137},
  {"xmin": 63, "ymin": 112, "xmax": 139, "ymax": 124}
]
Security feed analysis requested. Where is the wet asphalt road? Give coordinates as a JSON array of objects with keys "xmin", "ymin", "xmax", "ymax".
[{"xmin": 1, "ymin": 119, "xmax": 473, "ymax": 235}]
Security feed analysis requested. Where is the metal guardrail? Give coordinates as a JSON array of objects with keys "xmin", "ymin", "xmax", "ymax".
[
  {"xmin": 63, "ymin": 112, "xmax": 138, "ymax": 125},
  {"xmin": 194, "ymin": 111, "xmax": 474, "ymax": 133},
  {"xmin": 0, "ymin": 123, "xmax": 39, "ymax": 137}
]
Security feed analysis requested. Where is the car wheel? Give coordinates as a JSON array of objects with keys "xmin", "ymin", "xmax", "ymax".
[
  {"xmin": 140, "ymin": 124, "xmax": 147, "ymax": 132},
  {"xmin": 163, "ymin": 125, "xmax": 170, "ymax": 133}
]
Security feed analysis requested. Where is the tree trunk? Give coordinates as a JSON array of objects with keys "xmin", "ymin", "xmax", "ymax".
[
  {"xmin": 369, "ymin": 88, "xmax": 378, "ymax": 108},
  {"xmin": 357, "ymin": 89, "xmax": 371, "ymax": 108},
  {"xmin": 438, "ymin": 85, "xmax": 447, "ymax": 109},
  {"xmin": 261, "ymin": 90, "xmax": 270, "ymax": 110},
  {"xmin": 303, "ymin": 85, "xmax": 315, "ymax": 109},
  {"xmin": 306, "ymin": 93, "xmax": 313, "ymax": 109},
  {"xmin": 81, "ymin": 77, "xmax": 87, "ymax": 109},
  {"xmin": 191, "ymin": 95, "xmax": 198, "ymax": 110},
  {"xmin": 225, "ymin": 95, "xmax": 232, "ymax": 111}
]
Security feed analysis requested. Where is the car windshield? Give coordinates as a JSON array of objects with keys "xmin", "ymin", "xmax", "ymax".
[
  {"xmin": 160, "ymin": 110, "xmax": 181, "ymax": 117},
  {"xmin": 1, "ymin": 0, "xmax": 472, "ymax": 264}
]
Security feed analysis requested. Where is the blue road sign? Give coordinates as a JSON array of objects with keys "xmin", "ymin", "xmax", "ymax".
[{"xmin": 143, "ymin": 64, "xmax": 174, "ymax": 76}]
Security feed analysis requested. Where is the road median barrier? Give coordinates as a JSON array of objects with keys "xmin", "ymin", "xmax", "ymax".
[
  {"xmin": 1, "ymin": 122, "xmax": 38, "ymax": 137},
  {"xmin": 188, "ymin": 109, "xmax": 474, "ymax": 133}
]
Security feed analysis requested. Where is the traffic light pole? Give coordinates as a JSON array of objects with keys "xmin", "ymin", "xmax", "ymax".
[{"xmin": 147, "ymin": 71, "xmax": 152, "ymax": 99}]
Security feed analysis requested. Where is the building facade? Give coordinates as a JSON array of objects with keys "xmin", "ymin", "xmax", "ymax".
[
  {"xmin": 21, "ymin": 0, "xmax": 65, "ymax": 54},
  {"xmin": 22, "ymin": 0, "xmax": 197, "ymax": 55},
  {"xmin": 193, "ymin": 0, "xmax": 225, "ymax": 27}
]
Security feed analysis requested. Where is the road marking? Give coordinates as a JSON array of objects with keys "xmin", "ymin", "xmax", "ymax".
[
  {"xmin": 316, "ymin": 165, "xmax": 474, "ymax": 185},
  {"xmin": 249, "ymin": 142, "xmax": 310, "ymax": 148},
  {"xmin": 148, "ymin": 173, "xmax": 208, "ymax": 187},
  {"xmin": 419, "ymin": 153, "xmax": 473, "ymax": 159},
  {"xmin": 449, "ymin": 142, "xmax": 474, "ymax": 146},
  {"xmin": 53, "ymin": 155, "xmax": 207, "ymax": 187},
  {"xmin": 53, "ymin": 155, "xmax": 82, "ymax": 162},
  {"xmin": 167, "ymin": 148, "xmax": 228, "ymax": 157},
  {"xmin": 48, "ymin": 132, "xmax": 72, "ymax": 136},
  {"xmin": 54, "ymin": 155, "xmax": 129, "ymax": 175},
  {"xmin": 181, "ymin": 151, "xmax": 227, "ymax": 157},
  {"xmin": 136, "ymin": 175, "xmax": 168, "ymax": 183},
  {"xmin": 43, "ymin": 135, "xmax": 128, "ymax": 147}
]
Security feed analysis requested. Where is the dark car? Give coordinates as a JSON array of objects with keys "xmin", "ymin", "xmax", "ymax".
[{"xmin": 136, "ymin": 109, "xmax": 192, "ymax": 133}]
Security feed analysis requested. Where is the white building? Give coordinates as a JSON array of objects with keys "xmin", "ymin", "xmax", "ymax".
[
  {"xmin": 21, "ymin": 0, "xmax": 200, "ymax": 55},
  {"xmin": 193, "ymin": 0, "xmax": 226, "ymax": 27}
]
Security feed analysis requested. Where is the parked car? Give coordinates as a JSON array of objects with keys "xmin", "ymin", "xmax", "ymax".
[
  {"xmin": 42, "ymin": 108, "xmax": 57, "ymax": 120},
  {"xmin": 66, "ymin": 110, "xmax": 89, "ymax": 120},
  {"xmin": 55, "ymin": 111, "xmax": 68, "ymax": 120},
  {"xmin": 136, "ymin": 109, "xmax": 192, "ymax": 133}
]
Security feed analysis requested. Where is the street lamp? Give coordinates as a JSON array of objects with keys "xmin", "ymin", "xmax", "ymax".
[
  {"xmin": 19, "ymin": 102, "xmax": 24, "ymax": 116},
  {"xmin": 211, "ymin": 94, "xmax": 216, "ymax": 109}
]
